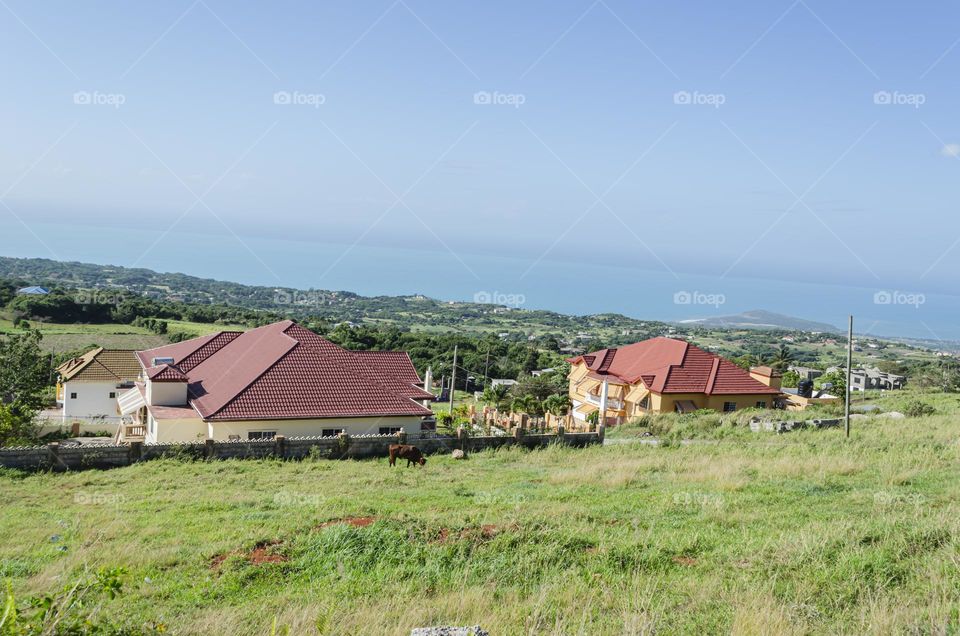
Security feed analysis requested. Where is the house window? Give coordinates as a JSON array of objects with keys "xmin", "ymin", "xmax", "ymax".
[
  {"xmin": 723, "ymin": 402, "xmax": 737, "ymax": 412},
  {"xmin": 639, "ymin": 395, "xmax": 650, "ymax": 410},
  {"xmin": 755, "ymin": 401, "xmax": 766, "ymax": 409},
  {"xmin": 109, "ymin": 392, "xmax": 116, "ymax": 399},
  {"xmin": 322, "ymin": 429, "xmax": 343, "ymax": 437},
  {"xmin": 379, "ymin": 427, "xmax": 402, "ymax": 435},
  {"xmin": 248, "ymin": 431, "xmax": 277, "ymax": 440},
  {"xmin": 70, "ymin": 392, "xmax": 77, "ymax": 399}
]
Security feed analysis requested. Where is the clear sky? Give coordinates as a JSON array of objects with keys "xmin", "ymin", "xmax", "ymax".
[{"xmin": 2, "ymin": 1, "xmax": 959, "ymax": 336}]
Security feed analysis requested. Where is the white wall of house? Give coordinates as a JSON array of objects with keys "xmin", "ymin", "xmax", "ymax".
[
  {"xmin": 146, "ymin": 381, "xmax": 188, "ymax": 406},
  {"xmin": 61, "ymin": 381, "xmax": 123, "ymax": 419}
]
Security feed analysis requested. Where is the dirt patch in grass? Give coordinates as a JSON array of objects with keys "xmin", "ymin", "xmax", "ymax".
[
  {"xmin": 430, "ymin": 523, "xmax": 511, "ymax": 544},
  {"xmin": 210, "ymin": 539, "xmax": 288, "ymax": 570},
  {"xmin": 317, "ymin": 516, "xmax": 376, "ymax": 529},
  {"xmin": 672, "ymin": 556, "xmax": 698, "ymax": 567}
]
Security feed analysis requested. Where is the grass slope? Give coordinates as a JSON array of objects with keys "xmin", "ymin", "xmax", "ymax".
[{"xmin": 1, "ymin": 406, "xmax": 959, "ymax": 634}]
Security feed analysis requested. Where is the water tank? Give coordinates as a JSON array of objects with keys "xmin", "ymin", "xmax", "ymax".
[{"xmin": 798, "ymin": 379, "xmax": 814, "ymax": 398}]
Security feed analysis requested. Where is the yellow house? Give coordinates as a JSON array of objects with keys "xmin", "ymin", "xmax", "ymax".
[{"xmin": 567, "ymin": 338, "xmax": 782, "ymax": 425}]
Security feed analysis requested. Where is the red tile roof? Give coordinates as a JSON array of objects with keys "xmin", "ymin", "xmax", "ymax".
[
  {"xmin": 136, "ymin": 320, "xmax": 433, "ymax": 421},
  {"xmin": 568, "ymin": 337, "xmax": 779, "ymax": 395},
  {"xmin": 145, "ymin": 364, "xmax": 188, "ymax": 382}
]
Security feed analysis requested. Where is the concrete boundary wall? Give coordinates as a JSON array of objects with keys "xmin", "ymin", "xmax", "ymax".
[{"xmin": 0, "ymin": 429, "xmax": 602, "ymax": 472}]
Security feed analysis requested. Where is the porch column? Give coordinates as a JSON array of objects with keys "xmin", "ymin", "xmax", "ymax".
[{"xmin": 599, "ymin": 380, "xmax": 609, "ymax": 425}]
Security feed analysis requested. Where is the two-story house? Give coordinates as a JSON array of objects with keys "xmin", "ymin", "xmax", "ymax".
[
  {"xmin": 567, "ymin": 338, "xmax": 781, "ymax": 425},
  {"xmin": 56, "ymin": 348, "xmax": 141, "ymax": 425}
]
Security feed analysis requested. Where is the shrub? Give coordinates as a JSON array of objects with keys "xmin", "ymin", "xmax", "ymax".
[{"xmin": 903, "ymin": 400, "xmax": 936, "ymax": 418}]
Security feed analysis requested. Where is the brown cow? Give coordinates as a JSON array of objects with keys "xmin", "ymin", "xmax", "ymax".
[{"xmin": 388, "ymin": 444, "xmax": 426, "ymax": 467}]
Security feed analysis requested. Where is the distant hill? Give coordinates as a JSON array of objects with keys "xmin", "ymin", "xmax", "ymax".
[{"xmin": 677, "ymin": 310, "xmax": 842, "ymax": 334}]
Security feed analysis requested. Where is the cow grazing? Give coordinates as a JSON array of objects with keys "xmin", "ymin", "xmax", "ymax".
[{"xmin": 389, "ymin": 444, "xmax": 426, "ymax": 467}]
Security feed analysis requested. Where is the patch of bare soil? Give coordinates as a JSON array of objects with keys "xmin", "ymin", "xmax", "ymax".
[
  {"xmin": 210, "ymin": 539, "xmax": 288, "ymax": 570},
  {"xmin": 672, "ymin": 556, "xmax": 698, "ymax": 567}
]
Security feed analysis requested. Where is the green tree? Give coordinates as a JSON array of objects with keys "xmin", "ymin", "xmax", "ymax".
[
  {"xmin": 542, "ymin": 393, "xmax": 570, "ymax": 417},
  {"xmin": 0, "ymin": 329, "xmax": 49, "ymax": 411},
  {"xmin": 781, "ymin": 370, "xmax": 800, "ymax": 388},
  {"xmin": 769, "ymin": 345, "xmax": 795, "ymax": 371},
  {"xmin": 481, "ymin": 384, "xmax": 511, "ymax": 411}
]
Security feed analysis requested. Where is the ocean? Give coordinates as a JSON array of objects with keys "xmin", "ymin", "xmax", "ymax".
[{"xmin": 1, "ymin": 221, "xmax": 956, "ymax": 343}]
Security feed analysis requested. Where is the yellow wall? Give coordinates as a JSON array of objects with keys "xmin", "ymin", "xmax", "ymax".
[{"xmin": 209, "ymin": 416, "xmax": 423, "ymax": 441}]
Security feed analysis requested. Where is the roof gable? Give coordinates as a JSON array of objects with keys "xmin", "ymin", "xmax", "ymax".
[{"xmin": 57, "ymin": 348, "xmax": 141, "ymax": 382}]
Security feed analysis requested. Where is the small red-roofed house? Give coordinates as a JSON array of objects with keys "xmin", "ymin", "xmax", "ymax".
[
  {"xmin": 116, "ymin": 320, "xmax": 433, "ymax": 443},
  {"xmin": 566, "ymin": 338, "xmax": 782, "ymax": 425}
]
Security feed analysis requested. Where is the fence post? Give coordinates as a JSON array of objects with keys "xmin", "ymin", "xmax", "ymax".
[
  {"xmin": 597, "ymin": 423, "xmax": 605, "ymax": 442},
  {"xmin": 557, "ymin": 425, "xmax": 565, "ymax": 444},
  {"xmin": 204, "ymin": 438, "xmax": 215, "ymax": 460},
  {"xmin": 47, "ymin": 442, "xmax": 66, "ymax": 472},
  {"xmin": 275, "ymin": 435, "xmax": 287, "ymax": 459},
  {"xmin": 129, "ymin": 441, "xmax": 143, "ymax": 464},
  {"xmin": 457, "ymin": 426, "xmax": 469, "ymax": 456}
]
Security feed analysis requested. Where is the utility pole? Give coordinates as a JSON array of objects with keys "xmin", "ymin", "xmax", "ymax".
[
  {"xmin": 449, "ymin": 344, "xmax": 458, "ymax": 414},
  {"xmin": 845, "ymin": 315, "xmax": 853, "ymax": 438},
  {"xmin": 483, "ymin": 348, "xmax": 490, "ymax": 388}
]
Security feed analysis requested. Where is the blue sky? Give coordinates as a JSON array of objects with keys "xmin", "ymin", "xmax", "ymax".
[{"xmin": 2, "ymin": 1, "xmax": 960, "ymax": 335}]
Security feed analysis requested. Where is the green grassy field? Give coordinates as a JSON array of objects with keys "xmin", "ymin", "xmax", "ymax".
[
  {"xmin": 0, "ymin": 318, "xmax": 248, "ymax": 354},
  {"xmin": 1, "ymin": 394, "xmax": 959, "ymax": 635}
]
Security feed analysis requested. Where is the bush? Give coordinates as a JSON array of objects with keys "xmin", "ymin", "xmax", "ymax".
[{"xmin": 903, "ymin": 400, "xmax": 936, "ymax": 418}]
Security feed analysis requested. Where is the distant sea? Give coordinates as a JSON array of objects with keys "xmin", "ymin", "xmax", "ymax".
[{"xmin": 2, "ymin": 221, "xmax": 957, "ymax": 343}]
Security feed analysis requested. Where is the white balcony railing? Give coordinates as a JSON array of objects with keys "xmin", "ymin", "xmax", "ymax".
[{"xmin": 585, "ymin": 393, "xmax": 623, "ymax": 410}]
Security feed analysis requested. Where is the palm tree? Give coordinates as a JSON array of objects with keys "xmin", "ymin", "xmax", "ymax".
[
  {"xmin": 481, "ymin": 384, "xmax": 511, "ymax": 411},
  {"xmin": 542, "ymin": 394, "xmax": 570, "ymax": 417},
  {"xmin": 769, "ymin": 345, "xmax": 795, "ymax": 371}
]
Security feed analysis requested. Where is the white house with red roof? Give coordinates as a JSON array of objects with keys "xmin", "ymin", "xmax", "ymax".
[
  {"xmin": 567, "ymin": 337, "xmax": 782, "ymax": 425},
  {"xmin": 116, "ymin": 320, "xmax": 433, "ymax": 443}
]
